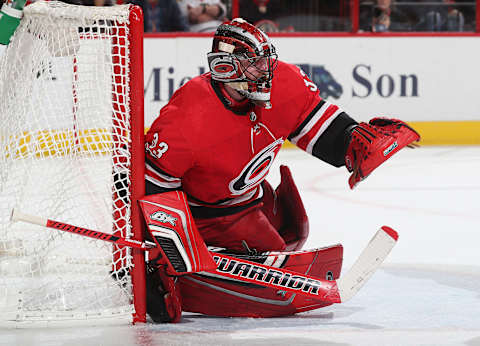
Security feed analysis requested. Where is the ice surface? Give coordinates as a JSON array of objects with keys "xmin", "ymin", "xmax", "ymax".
[{"xmin": 1, "ymin": 146, "xmax": 480, "ymax": 346}]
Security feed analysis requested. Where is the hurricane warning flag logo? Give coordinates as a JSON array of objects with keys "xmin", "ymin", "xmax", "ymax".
[{"xmin": 150, "ymin": 211, "xmax": 177, "ymax": 226}]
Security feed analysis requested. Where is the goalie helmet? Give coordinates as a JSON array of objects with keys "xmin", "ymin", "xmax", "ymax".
[{"xmin": 207, "ymin": 18, "xmax": 278, "ymax": 109}]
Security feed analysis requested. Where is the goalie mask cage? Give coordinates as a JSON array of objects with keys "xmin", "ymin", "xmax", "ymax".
[{"xmin": 0, "ymin": 1, "xmax": 146, "ymax": 326}]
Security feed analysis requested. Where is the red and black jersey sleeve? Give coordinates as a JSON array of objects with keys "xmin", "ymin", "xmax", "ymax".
[{"xmin": 281, "ymin": 63, "xmax": 358, "ymax": 167}]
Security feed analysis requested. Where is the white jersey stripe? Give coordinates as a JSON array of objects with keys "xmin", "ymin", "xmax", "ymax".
[{"xmin": 289, "ymin": 101, "xmax": 331, "ymax": 145}]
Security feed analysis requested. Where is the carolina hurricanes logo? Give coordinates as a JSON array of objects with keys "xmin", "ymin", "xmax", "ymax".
[
  {"xmin": 209, "ymin": 54, "xmax": 239, "ymax": 79},
  {"xmin": 229, "ymin": 139, "xmax": 284, "ymax": 195},
  {"xmin": 214, "ymin": 63, "xmax": 234, "ymax": 74}
]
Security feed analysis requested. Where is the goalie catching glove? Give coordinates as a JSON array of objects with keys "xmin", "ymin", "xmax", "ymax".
[{"xmin": 345, "ymin": 117, "xmax": 420, "ymax": 189}]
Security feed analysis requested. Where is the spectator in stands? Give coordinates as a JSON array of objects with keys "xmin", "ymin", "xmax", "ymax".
[
  {"xmin": 128, "ymin": 0, "xmax": 188, "ymax": 32},
  {"xmin": 398, "ymin": 0, "xmax": 465, "ymax": 31},
  {"xmin": 454, "ymin": 0, "xmax": 475, "ymax": 30},
  {"xmin": 177, "ymin": 0, "xmax": 227, "ymax": 32},
  {"xmin": 360, "ymin": 0, "xmax": 412, "ymax": 32},
  {"xmin": 246, "ymin": 0, "xmax": 350, "ymax": 32},
  {"xmin": 239, "ymin": 0, "xmax": 284, "ymax": 32}
]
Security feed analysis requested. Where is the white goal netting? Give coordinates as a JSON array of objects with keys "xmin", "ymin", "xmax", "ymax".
[{"xmin": 0, "ymin": 1, "xmax": 144, "ymax": 326}]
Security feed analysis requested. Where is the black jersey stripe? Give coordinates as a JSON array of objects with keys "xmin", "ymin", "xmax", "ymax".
[{"xmin": 288, "ymin": 100, "xmax": 325, "ymax": 140}]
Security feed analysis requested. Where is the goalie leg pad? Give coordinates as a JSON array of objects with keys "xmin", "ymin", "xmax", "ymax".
[{"xmin": 179, "ymin": 244, "xmax": 343, "ymax": 318}]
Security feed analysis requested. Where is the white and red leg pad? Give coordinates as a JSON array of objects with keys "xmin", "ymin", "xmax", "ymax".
[
  {"xmin": 179, "ymin": 244, "xmax": 343, "ymax": 317},
  {"xmin": 139, "ymin": 192, "xmax": 217, "ymax": 275},
  {"xmin": 261, "ymin": 165, "xmax": 309, "ymax": 251}
]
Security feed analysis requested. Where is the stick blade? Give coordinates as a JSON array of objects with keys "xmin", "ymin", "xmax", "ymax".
[{"xmin": 337, "ymin": 226, "xmax": 398, "ymax": 302}]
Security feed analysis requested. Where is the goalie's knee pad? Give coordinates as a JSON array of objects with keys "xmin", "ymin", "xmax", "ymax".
[
  {"xmin": 145, "ymin": 263, "xmax": 182, "ymax": 323},
  {"xmin": 262, "ymin": 165, "xmax": 309, "ymax": 251}
]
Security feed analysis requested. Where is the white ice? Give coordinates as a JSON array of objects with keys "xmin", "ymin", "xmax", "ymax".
[{"xmin": 1, "ymin": 146, "xmax": 480, "ymax": 346}]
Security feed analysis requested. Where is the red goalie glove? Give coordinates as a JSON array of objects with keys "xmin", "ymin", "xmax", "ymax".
[{"xmin": 345, "ymin": 117, "xmax": 420, "ymax": 189}]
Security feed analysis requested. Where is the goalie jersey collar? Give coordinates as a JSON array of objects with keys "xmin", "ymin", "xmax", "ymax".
[{"xmin": 211, "ymin": 79, "xmax": 254, "ymax": 116}]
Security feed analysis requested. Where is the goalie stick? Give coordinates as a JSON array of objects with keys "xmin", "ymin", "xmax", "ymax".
[
  {"xmin": 10, "ymin": 209, "xmax": 157, "ymax": 250},
  {"xmin": 11, "ymin": 208, "xmax": 398, "ymax": 304}
]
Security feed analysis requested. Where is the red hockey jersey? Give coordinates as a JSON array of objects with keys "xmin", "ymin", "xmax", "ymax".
[{"xmin": 145, "ymin": 61, "xmax": 356, "ymax": 217}]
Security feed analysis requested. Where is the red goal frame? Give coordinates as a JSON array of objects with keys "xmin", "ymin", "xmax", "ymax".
[{"xmin": 123, "ymin": 6, "xmax": 147, "ymax": 323}]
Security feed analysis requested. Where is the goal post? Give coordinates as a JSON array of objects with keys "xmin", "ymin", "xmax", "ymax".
[
  {"xmin": 0, "ymin": 1, "xmax": 146, "ymax": 326},
  {"xmin": 121, "ymin": 1, "xmax": 147, "ymax": 324}
]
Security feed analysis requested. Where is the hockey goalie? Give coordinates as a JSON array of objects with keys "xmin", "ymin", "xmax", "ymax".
[{"xmin": 142, "ymin": 18, "xmax": 420, "ymax": 323}]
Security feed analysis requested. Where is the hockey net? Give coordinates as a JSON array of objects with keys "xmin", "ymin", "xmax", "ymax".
[{"xmin": 0, "ymin": 1, "xmax": 146, "ymax": 326}]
